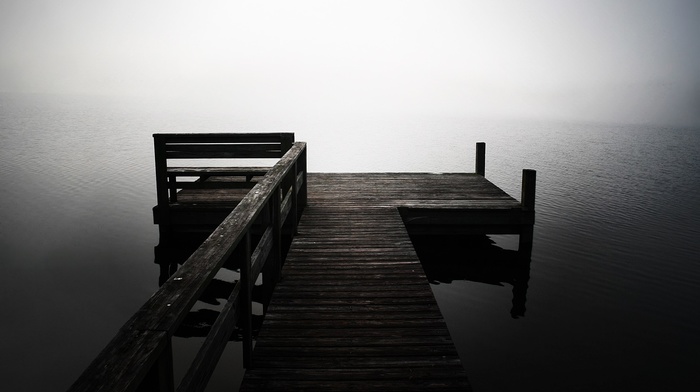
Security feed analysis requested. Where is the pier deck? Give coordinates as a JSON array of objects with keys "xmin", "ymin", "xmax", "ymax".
[
  {"xmin": 69, "ymin": 134, "xmax": 534, "ymax": 392},
  {"xmin": 239, "ymin": 173, "xmax": 528, "ymax": 391}
]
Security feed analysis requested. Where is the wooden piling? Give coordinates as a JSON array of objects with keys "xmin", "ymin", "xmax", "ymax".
[
  {"xmin": 476, "ymin": 142, "xmax": 486, "ymax": 176},
  {"xmin": 519, "ymin": 169, "xmax": 536, "ymax": 256},
  {"xmin": 521, "ymin": 169, "xmax": 536, "ymax": 211}
]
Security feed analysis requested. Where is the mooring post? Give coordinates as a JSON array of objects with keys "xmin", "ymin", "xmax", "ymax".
[
  {"xmin": 519, "ymin": 169, "xmax": 536, "ymax": 257},
  {"xmin": 521, "ymin": 169, "xmax": 536, "ymax": 211},
  {"xmin": 476, "ymin": 142, "xmax": 486, "ymax": 176}
]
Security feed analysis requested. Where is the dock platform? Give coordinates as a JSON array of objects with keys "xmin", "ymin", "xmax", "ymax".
[
  {"xmin": 239, "ymin": 173, "xmax": 532, "ymax": 391},
  {"xmin": 69, "ymin": 134, "xmax": 534, "ymax": 392}
]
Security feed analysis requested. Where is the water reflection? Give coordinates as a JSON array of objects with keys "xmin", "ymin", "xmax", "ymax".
[
  {"xmin": 409, "ymin": 234, "xmax": 531, "ymax": 319},
  {"xmin": 154, "ymin": 233, "xmax": 209, "ymax": 285},
  {"xmin": 154, "ymin": 231, "xmax": 279, "ymax": 390},
  {"xmin": 154, "ymin": 233, "xmax": 267, "ymax": 341}
]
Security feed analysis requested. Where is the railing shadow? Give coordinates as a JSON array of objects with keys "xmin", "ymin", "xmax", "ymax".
[{"xmin": 409, "ymin": 234, "xmax": 531, "ymax": 319}]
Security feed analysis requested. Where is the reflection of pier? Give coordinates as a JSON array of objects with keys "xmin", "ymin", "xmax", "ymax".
[
  {"xmin": 69, "ymin": 134, "xmax": 534, "ymax": 392},
  {"xmin": 410, "ymin": 235, "xmax": 531, "ymax": 319},
  {"xmin": 154, "ymin": 235, "xmax": 281, "ymax": 340}
]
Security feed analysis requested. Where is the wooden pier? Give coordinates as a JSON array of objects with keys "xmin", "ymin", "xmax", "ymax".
[{"xmin": 69, "ymin": 134, "xmax": 534, "ymax": 392}]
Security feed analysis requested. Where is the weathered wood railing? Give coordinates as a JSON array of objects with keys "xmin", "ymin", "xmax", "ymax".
[{"xmin": 69, "ymin": 135, "xmax": 307, "ymax": 392}]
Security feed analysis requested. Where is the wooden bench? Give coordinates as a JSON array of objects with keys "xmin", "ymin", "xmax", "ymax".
[{"xmin": 153, "ymin": 133, "xmax": 295, "ymax": 232}]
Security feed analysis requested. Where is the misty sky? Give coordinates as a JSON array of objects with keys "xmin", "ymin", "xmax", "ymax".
[{"xmin": 1, "ymin": 0, "xmax": 699, "ymax": 126}]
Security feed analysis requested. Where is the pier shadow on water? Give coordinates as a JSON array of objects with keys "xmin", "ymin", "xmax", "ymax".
[{"xmin": 409, "ymin": 234, "xmax": 531, "ymax": 319}]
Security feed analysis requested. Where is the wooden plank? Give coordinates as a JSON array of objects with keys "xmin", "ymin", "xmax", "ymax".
[
  {"xmin": 252, "ymin": 327, "xmax": 454, "ymax": 338},
  {"xmin": 241, "ymin": 378, "xmax": 470, "ymax": 392},
  {"xmin": 251, "ymin": 345, "xmax": 461, "ymax": 358},
  {"xmin": 164, "ymin": 144, "xmax": 281, "ymax": 153},
  {"xmin": 250, "ymin": 355, "xmax": 464, "ymax": 370},
  {"xmin": 171, "ymin": 182, "xmax": 257, "ymax": 190},
  {"xmin": 242, "ymin": 366, "xmax": 469, "ymax": 378},
  {"xmin": 262, "ymin": 310, "xmax": 445, "ymax": 321},
  {"xmin": 155, "ymin": 133, "xmax": 293, "ymax": 144},
  {"xmin": 166, "ymin": 150, "xmax": 282, "ymax": 159},
  {"xmin": 167, "ymin": 167, "xmax": 271, "ymax": 176}
]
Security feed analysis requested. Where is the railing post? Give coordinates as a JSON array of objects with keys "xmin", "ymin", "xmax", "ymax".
[
  {"xmin": 280, "ymin": 133, "xmax": 295, "ymax": 155},
  {"xmin": 271, "ymin": 185, "xmax": 282, "ymax": 282},
  {"xmin": 298, "ymin": 145, "xmax": 308, "ymax": 208},
  {"xmin": 475, "ymin": 142, "xmax": 485, "ymax": 176},
  {"xmin": 290, "ymin": 162, "xmax": 299, "ymax": 234},
  {"xmin": 259, "ymin": 187, "xmax": 282, "ymax": 316},
  {"xmin": 519, "ymin": 169, "xmax": 536, "ymax": 257},
  {"xmin": 154, "ymin": 135, "xmax": 169, "ymax": 207},
  {"xmin": 238, "ymin": 232, "xmax": 253, "ymax": 368},
  {"xmin": 136, "ymin": 337, "xmax": 174, "ymax": 392},
  {"xmin": 154, "ymin": 135, "xmax": 171, "ymax": 239}
]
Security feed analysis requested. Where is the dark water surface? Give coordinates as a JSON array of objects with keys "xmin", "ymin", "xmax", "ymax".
[{"xmin": 1, "ymin": 93, "xmax": 699, "ymax": 391}]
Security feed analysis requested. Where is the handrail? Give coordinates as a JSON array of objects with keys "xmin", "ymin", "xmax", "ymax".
[{"xmin": 69, "ymin": 141, "xmax": 307, "ymax": 392}]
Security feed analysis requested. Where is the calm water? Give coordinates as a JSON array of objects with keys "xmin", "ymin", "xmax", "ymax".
[{"xmin": 1, "ymin": 93, "xmax": 699, "ymax": 391}]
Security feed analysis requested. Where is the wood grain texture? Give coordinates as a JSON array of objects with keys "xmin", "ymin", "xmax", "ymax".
[
  {"xmin": 239, "ymin": 205, "xmax": 472, "ymax": 391},
  {"xmin": 239, "ymin": 171, "xmax": 537, "ymax": 391}
]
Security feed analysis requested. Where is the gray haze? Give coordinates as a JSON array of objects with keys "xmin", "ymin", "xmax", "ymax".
[{"xmin": 2, "ymin": 0, "xmax": 699, "ymax": 126}]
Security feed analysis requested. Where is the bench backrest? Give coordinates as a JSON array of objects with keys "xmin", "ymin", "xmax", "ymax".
[{"xmin": 153, "ymin": 133, "xmax": 295, "ymax": 207}]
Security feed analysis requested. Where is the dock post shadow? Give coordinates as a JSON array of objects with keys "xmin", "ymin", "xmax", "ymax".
[{"xmin": 409, "ymin": 233, "xmax": 533, "ymax": 319}]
